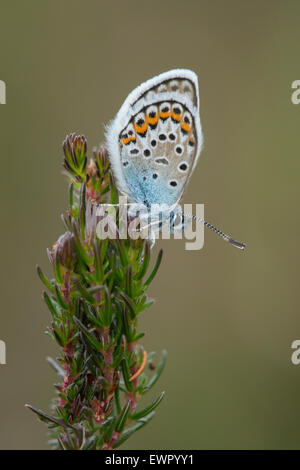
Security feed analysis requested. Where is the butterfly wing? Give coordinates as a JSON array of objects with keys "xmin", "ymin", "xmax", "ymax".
[{"xmin": 106, "ymin": 69, "xmax": 203, "ymax": 208}]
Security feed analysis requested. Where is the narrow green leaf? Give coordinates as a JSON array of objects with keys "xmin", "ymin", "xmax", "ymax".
[
  {"xmin": 43, "ymin": 291, "xmax": 59, "ymax": 318},
  {"xmin": 80, "ymin": 335, "xmax": 104, "ymax": 369},
  {"xmin": 115, "ymin": 400, "xmax": 131, "ymax": 433},
  {"xmin": 125, "ymin": 265, "xmax": 133, "ymax": 297},
  {"xmin": 74, "ymin": 316, "xmax": 102, "ymax": 351},
  {"xmin": 113, "ymin": 340, "xmax": 125, "ymax": 369},
  {"xmin": 109, "ymin": 171, "xmax": 118, "ymax": 205},
  {"xmin": 132, "ymin": 332, "xmax": 145, "ymax": 342},
  {"xmin": 122, "ymin": 307, "xmax": 133, "ymax": 342},
  {"xmin": 116, "ymin": 237, "xmax": 129, "ymax": 267},
  {"xmin": 80, "ymin": 155, "xmax": 87, "ymax": 173},
  {"xmin": 143, "ymin": 249, "xmax": 163, "ymax": 287},
  {"xmin": 72, "ymin": 220, "xmax": 90, "ymax": 265},
  {"xmin": 101, "ymin": 238, "xmax": 109, "ymax": 260},
  {"xmin": 121, "ymin": 358, "xmax": 134, "ymax": 392},
  {"xmin": 114, "ymin": 385, "xmax": 121, "ymax": 415},
  {"xmin": 93, "ymin": 239, "xmax": 104, "ymax": 282},
  {"xmin": 63, "ymin": 154, "xmax": 77, "ymax": 174},
  {"xmin": 36, "ymin": 265, "xmax": 54, "ymax": 293},
  {"xmin": 131, "ymin": 391, "xmax": 165, "ymax": 420},
  {"xmin": 25, "ymin": 404, "xmax": 71, "ymax": 428},
  {"xmin": 112, "ymin": 412, "xmax": 155, "ymax": 449},
  {"xmin": 62, "ymin": 160, "xmax": 74, "ymax": 177},
  {"xmin": 103, "ymin": 416, "xmax": 117, "ymax": 443},
  {"xmin": 87, "ymin": 285, "xmax": 105, "ymax": 296},
  {"xmin": 54, "ymin": 284, "xmax": 68, "ymax": 309},
  {"xmin": 79, "ymin": 182, "xmax": 86, "ymax": 239},
  {"xmin": 100, "ymin": 184, "xmax": 110, "ymax": 196},
  {"xmin": 102, "ymin": 286, "xmax": 112, "ymax": 327},
  {"xmin": 53, "ymin": 251, "xmax": 64, "ymax": 285},
  {"xmin": 118, "ymin": 291, "xmax": 136, "ymax": 320},
  {"xmin": 143, "ymin": 350, "xmax": 167, "ymax": 393},
  {"xmin": 83, "ymin": 303, "xmax": 104, "ymax": 327},
  {"xmin": 69, "ymin": 182, "xmax": 74, "ymax": 211},
  {"xmin": 52, "ymin": 326, "xmax": 65, "ymax": 347},
  {"xmin": 136, "ymin": 242, "xmax": 151, "ymax": 280},
  {"xmin": 74, "ymin": 281, "xmax": 97, "ymax": 304}
]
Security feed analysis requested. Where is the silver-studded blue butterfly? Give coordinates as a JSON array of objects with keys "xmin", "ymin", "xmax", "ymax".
[{"xmin": 106, "ymin": 69, "xmax": 245, "ymax": 250}]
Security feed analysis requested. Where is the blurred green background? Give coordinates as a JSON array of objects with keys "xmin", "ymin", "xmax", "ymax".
[{"xmin": 1, "ymin": 0, "xmax": 300, "ymax": 450}]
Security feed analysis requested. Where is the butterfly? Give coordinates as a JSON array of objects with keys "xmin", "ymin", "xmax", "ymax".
[{"xmin": 106, "ymin": 69, "xmax": 245, "ymax": 250}]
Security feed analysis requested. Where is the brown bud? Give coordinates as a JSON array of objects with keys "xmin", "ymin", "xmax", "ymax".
[{"xmin": 48, "ymin": 232, "xmax": 76, "ymax": 269}]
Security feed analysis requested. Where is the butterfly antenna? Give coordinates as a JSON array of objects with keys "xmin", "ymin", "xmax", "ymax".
[{"xmin": 185, "ymin": 214, "xmax": 246, "ymax": 250}]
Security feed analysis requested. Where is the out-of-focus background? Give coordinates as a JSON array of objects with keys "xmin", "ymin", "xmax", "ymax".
[{"xmin": 1, "ymin": 0, "xmax": 300, "ymax": 450}]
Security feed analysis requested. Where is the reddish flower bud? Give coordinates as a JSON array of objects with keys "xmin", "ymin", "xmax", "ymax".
[{"xmin": 47, "ymin": 232, "xmax": 76, "ymax": 269}]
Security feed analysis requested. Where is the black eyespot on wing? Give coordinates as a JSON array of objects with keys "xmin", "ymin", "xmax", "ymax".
[
  {"xmin": 188, "ymin": 140, "xmax": 195, "ymax": 147},
  {"xmin": 151, "ymin": 139, "xmax": 157, "ymax": 147},
  {"xmin": 169, "ymin": 133, "xmax": 176, "ymax": 141},
  {"xmin": 170, "ymin": 180, "xmax": 178, "ymax": 187},
  {"xmin": 144, "ymin": 149, "xmax": 151, "ymax": 157},
  {"xmin": 153, "ymin": 173, "xmax": 158, "ymax": 179},
  {"xmin": 130, "ymin": 148, "xmax": 139, "ymax": 155},
  {"xmin": 155, "ymin": 158, "xmax": 169, "ymax": 165},
  {"xmin": 179, "ymin": 163, "xmax": 188, "ymax": 171},
  {"xmin": 175, "ymin": 146, "xmax": 183, "ymax": 154},
  {"xmin": 123, "ymin": 161, "xmax": 129, "ymax": 167},
  {"xmin": 159, "ymin": 134, "xmax": 167, "ymax": 141},
  {"xmin": 137, "ymin": 119, "xmax": 144, "ymax": 126}
]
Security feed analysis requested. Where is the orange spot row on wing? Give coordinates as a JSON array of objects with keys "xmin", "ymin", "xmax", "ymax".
[
  {"xmin": 171, "ymin": 112, "xmax": 181, "ymax": 122},
  {"xmin": 146, "ymin": 114, "xmax": 159, "ymax": 126},
  {"xmin": 134, "ymin": 121, "xmax": 148, "ymax": 135},
  {"xmin": 159, "ymin": 110, "xmax": 171, "ymax": 119},
  {"xmin": 122, "ymin": 134, "xmax": 136, "ymax": 145},
  {"xmin": 181, "ymin": 122, "xmax": 191, "ymax": 132}
]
